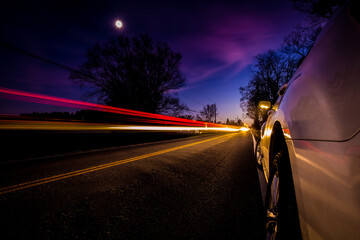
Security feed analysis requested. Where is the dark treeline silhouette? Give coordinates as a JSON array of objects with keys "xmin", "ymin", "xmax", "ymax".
[
  {"xmin": 240, "ymin": 50, "xmax": 298, "ymax": 128},
  {"xmin": 20, "ymin": 111, "xmax": 125, "ymax": 123},
  {"xmin": 239, "ymin": 0, "xmax": 345, "ymax": 129},
  {"xmin": 226, "ymin": 118, "xmax": 243, "ymax": 126},
  {"xmin": 70, "ymin": 34, "xmax": 188, "ymax": 117},
  {"xmin": 18, "ymin": 111, "xmax": 198, "ymax": 125},
  {"xmin": 20, "ymin": 111, "xmax": 77, "ymax": 120},
  {"xmin": 196, "ymin": 103, "xmax": 218, "ymax": 123},
  {"xmin": 292, "ymin": 0, "xmax": 346, "ymax": 26}
]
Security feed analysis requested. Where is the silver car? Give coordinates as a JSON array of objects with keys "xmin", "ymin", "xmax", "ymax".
[{"xmin": 257, "ymin": 1, "xmax": 360, "ymax": 239}]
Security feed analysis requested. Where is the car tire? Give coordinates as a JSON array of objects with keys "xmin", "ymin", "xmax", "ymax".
[
  {"xmin": 255, "ymin": 139, "xmax": 263, "ymax": 170},
  {"xmin": 265, "ymin": 149, "xmax": 302, "ymax": 240}
]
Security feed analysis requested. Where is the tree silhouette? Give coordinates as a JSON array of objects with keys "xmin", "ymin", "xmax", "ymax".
[
  {"xmin": 200, "ymin": 104, "xmax": 217, "ymax": 123},
  {"xmin": 291, "ymin": 0, "xmax": 345, "ymax": 26},
  {"xmin": 70, "ymin": 34, "xmax": 188, "ymax": 116},
  {"xmin": 239, "ymin": 50, "xmax": 297, "ymax": 129},
  {"xmin": 280, "ymin": 27, "xmax": 321, "ymax": 66},
  {"xmin": 238, "ymin": 0, "xmax": 341, "ymax": 129}
]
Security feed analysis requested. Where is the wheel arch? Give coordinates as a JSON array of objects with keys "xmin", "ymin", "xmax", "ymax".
[
  {"xmin": 269, "ymin": 121, "xmax": 287, "ymax": 167},
  {"xmin": 267, "ymin": 120, "xmax": 303, "ymax": 239}
]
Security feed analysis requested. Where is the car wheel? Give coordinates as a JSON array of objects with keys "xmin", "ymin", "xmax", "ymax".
[
  {"xmin": 255, "ymin": 139, "xmax": 263, "ymax": 170},
  {"xmin": 265, "ymin": 153, "xmax": 279, "ymax": 240},
  {"xmin": 265, "ymin": 150, "xmax": 302, "ymax": 240}
]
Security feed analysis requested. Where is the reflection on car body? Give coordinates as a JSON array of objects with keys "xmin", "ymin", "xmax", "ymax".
[{"xmin": 256, "ymin": 1, "xmax": 360, "ymax": 239}]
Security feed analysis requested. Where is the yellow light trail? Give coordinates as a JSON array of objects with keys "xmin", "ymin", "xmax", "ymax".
[
  {"xmin": 0, "ymin": 120, "xmax": 242, "ymax": 132},
  {"xmin": 239, "ymin": 127, "xmax": 250, "ymax": 132},
  {"xmin": 109, "ymin": 126, "xmax": 240, "ymax": 132},
  {"xmin": 0, "ymin": 133, "xmax": 237, "ymax": 195}
]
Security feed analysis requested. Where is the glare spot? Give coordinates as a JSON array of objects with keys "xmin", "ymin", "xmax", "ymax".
[{"xmin": 115, "ymin": 20, "xmax": 123, "ymax": 29}]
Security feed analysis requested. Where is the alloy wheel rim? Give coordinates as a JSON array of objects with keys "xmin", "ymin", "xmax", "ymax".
[
  {"xmin": 266, "ymin": 170, "xmax": 279, "ymax": 239},
  {"xmin": 256, "ymin": 145, "xmax": 262, "ymax": 165}
]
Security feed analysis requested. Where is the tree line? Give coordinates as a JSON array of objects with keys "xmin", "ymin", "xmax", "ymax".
[
  {"xmin": 239, "ymin": 0, "xmax": 345, "ymax": 129},
  {"xmin": 68, "ymin": 0, "xmax": 345, "ymax": 127},
  {"xmin": 70, "ymin": 34, "xmax": 188, "ymax": 118},
  {"xmin": 70, "ymin": 34, "xmax": 227, "ymax": 124}
]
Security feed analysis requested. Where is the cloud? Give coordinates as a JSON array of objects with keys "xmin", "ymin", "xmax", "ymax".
[
  {"xmin": 167, "ymin": 2, "xmax": 301, "ymax": 84},
  {"xmin": 167, "ymin": 84, "xmax": 199, "ymax": 94}
]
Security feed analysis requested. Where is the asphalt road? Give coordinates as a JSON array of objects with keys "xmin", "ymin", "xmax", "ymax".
[{"xmin": 0, "ymin": 132, "xmax": 265, "ymax": 240}]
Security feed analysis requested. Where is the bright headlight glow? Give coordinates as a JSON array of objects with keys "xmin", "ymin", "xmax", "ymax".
[{"xmin": 239, "ymin": 127, "xmax": 250, "ymax": 132}]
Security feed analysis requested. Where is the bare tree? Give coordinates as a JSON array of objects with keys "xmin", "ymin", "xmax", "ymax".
[
  {"xmin": 280, "ymin": 27, "xmax": 322, "ymax": 66},
  {"xmin": 200, "ymin": 104, "xmax": 217, "ymax": 123},
  {"xmin": 239, "ymin": 50, "xmax": 297, "ymax": 129},
  {"xmin": 196, "ymin": 114, "xmax": 203, "ymax": 121},
  {"xmin": 178, "ymin": 114, "xmax": 194, "ymax": 120},
  {"xmin": 239, "ymin": 0, "xmax": 344, "ymax": 129},
  {"xmin": 225, "ymin": 118, "xmax": 243, "ymax": 126},
  {"xmin": 70, "ymin": 34, "xmax": 188, "ymax": 116},
  {"xmin": 291, "ymin": 0, "xmax": 345, "ymax": 27}
]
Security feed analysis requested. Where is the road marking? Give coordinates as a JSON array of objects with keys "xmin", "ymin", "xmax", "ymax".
[{"xmin": 0, "ymin": 133, "xmax": 236, "ymax": 195}]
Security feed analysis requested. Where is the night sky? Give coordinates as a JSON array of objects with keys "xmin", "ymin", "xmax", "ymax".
[{"xmin": 0, "ymin": 0, "xmax": 305, "ymax": 124}]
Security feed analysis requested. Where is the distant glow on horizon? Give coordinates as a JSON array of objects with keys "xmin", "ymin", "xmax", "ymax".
[
  {"xmin": 115, "ymin": 20, "xmax": 123, "ymax": 29},
  {"xmin": 239, "ymin": 127, "xmax": 250, "ymax": 132}
]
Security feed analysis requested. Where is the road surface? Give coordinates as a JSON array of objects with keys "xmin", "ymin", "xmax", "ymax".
[{"xmin": 0, "ymin": 132, "xmax": 264, "ymax": 239}]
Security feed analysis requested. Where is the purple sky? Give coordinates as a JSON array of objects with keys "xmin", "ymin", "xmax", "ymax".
[{"xmin": 0, "ymin": 0, "xmax": 305, "ymax": 123}]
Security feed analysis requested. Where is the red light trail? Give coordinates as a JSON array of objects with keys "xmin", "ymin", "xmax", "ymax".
[{"xmin": 0, "ymin": 87, "xmax": 240, "ymax": 130}]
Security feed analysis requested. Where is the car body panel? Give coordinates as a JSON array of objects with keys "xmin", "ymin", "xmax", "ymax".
[
  {"xmin": 259, "ymin": 2, "xmax": 360, "ymax": 239},
  {"xmin": 288, "ymin": 135, "xmax": 360, "ymax": 240},
  {"xmin": 281, "ymin": 3, "xmax": 360, "ymax": 141}
]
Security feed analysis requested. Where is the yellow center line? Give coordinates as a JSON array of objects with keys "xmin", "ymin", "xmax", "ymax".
[{"xmin": 0, "ymin": 133, "xmax": 237, "ymax": 195}]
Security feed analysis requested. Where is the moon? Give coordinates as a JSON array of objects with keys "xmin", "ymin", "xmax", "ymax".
[{"xmin": 115, "ymin": 20, "xmax": 123, "ymax": 29}]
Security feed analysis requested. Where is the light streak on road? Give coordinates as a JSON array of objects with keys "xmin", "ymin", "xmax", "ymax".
[
  {"xmin": 239, "ymin": 127, "xmax": 250, "ymax": 132},
  {"xmin": 0, "ymin": 87, "xmax": 239, "ymax": 129},
  {"xmin": 0, "ymin": 120, "xmax": 243, "ymax": 132},
  {"xmin": 109, "ymin": 126, "xmax": 241, "ymax": 132}
]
